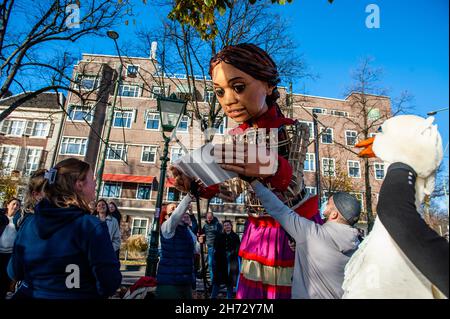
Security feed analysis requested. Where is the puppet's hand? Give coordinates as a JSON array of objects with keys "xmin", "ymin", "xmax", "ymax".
[
  {"xmin": 169, "ymin": 165, "xmax": 192, "ymax": 193},
  {"xmin": 214, "ymin": 143, "xmax": 278, "ymax": 178}
]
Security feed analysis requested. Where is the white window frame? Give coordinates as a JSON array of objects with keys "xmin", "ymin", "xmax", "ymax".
[
  {"xmin": 304, "ymin": 153, "xmax": 316, "ymax": 172},
  {"xmin": 126, "ymin": 64, "xmax": 139, "ymax": 77},
  {"xmin": 75, "ymin": 74, "xmax": 100, "ymax": 91},
  {"xmin": 131, "ymin": 217, "xmax": 149, "ymax": 237},
  {"xmin": 170, "ymin": 147, "xmax": 186, "ymax": 163},
  {"xmin": 210, "ymin": 197, "xmax": 224, "ymax": 205},
  {"xmin": 305, "ymin": 186, "xmax": 317, "ymax": 196},
  {"xmin": 348, "ymin": 160, "xmax": 361, "ymax": 178},
  {"xmin": 141, "ymin": 145, "xmax": 158, "ymax": 164},
  {"xmin": 30, "ymin": 121, "xmax": 49, "ymax": 138},
  {"xmin": 166, "ymin": 187, "xmax": 183, "ymax": 202},
  {"xmin": 101, "ymin": 182, "xmax": 122, "ymax": 198},
  {"xmin": 106, "ymin": 143, "xmax": 127, "ymax": 161},
  {"xmin": 374, "ymin": 162, "xmax": 385, "ymax": 180},
  {"xmin": 1, "ymin": 145, "xmax": 20, "ymax": 173},
  {"xmin": 330, "ymin": 110, "xmax": 349, "ymax": 117},
  {"xmin": 312, "ymin": 107, "xmax": 326, "ymax": 115},
  {"xmin": 176, "ymin": 115, "xmax": 189, "ymax": 133},
  {"xmin": 367, "ymin": 108, "xmax": 381, "ymax": 121},
  {"xmin": 369, "ymin": 132, "xmax": 377, "ymax": 138},
  {"xmin": 235, "ymin": 193, "xmax": 245, "ymax": 205},
  {"xmin": 7, "ymin": 119, "xmax": 26, "ymax": 136},
  {"xmin": 68, "ymin": 105, "xmax": 94, "ymax": 123},
  {"xmin": 145, "ymin": 111, "xmax": 160, "ymax": 131},
  {"xmin": 299, "ymin": 121, "xmax": 314, "ymax": 140},
  {"xmin": 118, "ymin": 84, "xmax": 140, "ymax": 97},
  {"xmin": 204, "ymin": 90, "xmax": 215, "ymax": 103},
  {"xmin": 345, "ymin": 130, "xmax": 358, "ymax": 146},
  {"xmin": 113, "ymin": 110, "xmax": 134, "ymax": 128},
  {"xmin": 136, "ymin": 183, "xmax": 153, "ymax": 200},
  {"xmin": 322, "ymin": 157, "xmax": 335, "ymax": 177},
  {"xmin": 24, "ymin": 147, "xmax": 42, "ymax": 176},
  {"xmin": 59, "ymin": 136, "xmax": 88, "ymax": 156},
  {"xmin": 320, "ymin": 127, "xmax": 334, "ymax": 144}
]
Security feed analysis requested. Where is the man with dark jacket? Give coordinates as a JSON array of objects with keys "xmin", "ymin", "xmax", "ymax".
[{"xmin": 201, "ymin": 212, "xmax": 222, "ymax": 284}]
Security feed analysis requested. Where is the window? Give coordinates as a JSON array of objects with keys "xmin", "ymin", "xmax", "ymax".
[
  {"xmin": 8, "ymin": 120, "xmax": 25, "ymax": 136},
  {"xmin": 32, "ymin": 122, "xmax": 49, "ymax": 137},
  {"xmin": 210, "ymin": 197, "xmax": 223, "ymax": 205},
  {"xmin": 167, "ymin": 187, "xmax": 181, "ymax": 202},
  {"xmin": 305, "ymin": 186, "xmax": 317, "ymax": 196},
  {"xmin": 170, "ymin": 147, "xmax": 186, "ymax": 163},
  {"xmin": 106, "ymin": 143, "xmax": 127, "ymax": 161},
  {"xmin": 1, "ymin": 146, "xmax": 19, "ymax": 173},
  {"xmin": 304, "ymin": 153, "xmax": 316, "ymax": 172},
  {"xmin": 126, "ymin": 65, "xmax": 139, "ymax": 77},
  {"xmin": 60, "ymin": 137, "xmax": 87, "ymax": 156},
  {"xmin": 322, "ymin": 158, "xmax": 335, "ymax": 177},
  {"xmin": 68, "ymin": 105, "xmax": 93, "ymax": 123},
  {"xmin": 113, "ymin": 110, "xmax": 133, "ymax": 128},
  {"xmin": 151, "ymin": 86, "xmax": 162, "ymax": 99},
  {"xmin": 312, "ymin": 107, "xmax": 326, "ymax": 114},
  {"xmin": 101, "ymin": 182, "xmax": 121, "ymax": 198},
  {"xmin": 368, "ymin": 108, "xmax": 381, "ymax": 121},
  {"xmin": 299, "ymin": 121, "xmax": 314, "ymax": 139},
  {"xmin": 136, "ymin": 184, "xmax": 152, "ymax": 200},
  {"xmin": 374, "ymin": 163, "xmax": 385, "ymax": 180},
  {"xmin": 330, "ymin": 110, "xmax": 348, "ymax": 117},
  {"xmin": 131, "ymin": 218, "xmax": 149, "ymax": 237},
  {"xmin": 216, "ymin": 117, "xmax": 226, "ymax": 135},
  {"xmin": 320, "ymin": 128, "xmax": 333, "ymax": 144},
  {"xmin": 76, "ymin": 74, "xmax": 99, "ymax": 90},
  {"xmin": 348, "ymin": 160, "xmax": 361, "ymax": 178},
  {"xmin": 177, "ymin": 115, "xmax": 189, "ymax": 132},
  {"xmin": 369, "ymin": 132, "xmax": 377, "ymax": 138},
  {"xmin": 145, "ymin": 112, "xmax": 160, "ymax": 130},
  {"xmin": 345, "ymin": 130, "xmax": 358, "ymax": 146},
  {"xmin": 204, "ymin": 90, "xmax": 215, "ymax": 103},
  {"xmin": 25, "ymin": 148, "xmax": 42, "ymax": 176},
  {"xmin": 118, "ymin": 84, "xmax": 140, "ymax": 97},
  {"xmin": 141, "ymin": 146, "xmax": 157, "ymax": 163},
  {"xmin": 235, "ymin": 193, "xmax": 245, "ymax": 205}
]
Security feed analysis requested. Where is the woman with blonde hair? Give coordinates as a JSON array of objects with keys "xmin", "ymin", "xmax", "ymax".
[{"xmin": 8, "ymin": 158, "xmax": 121, "ymax": 299}]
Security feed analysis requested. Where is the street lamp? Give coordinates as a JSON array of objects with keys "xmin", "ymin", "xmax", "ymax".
[
  {"xmin": 427, "ymin": 107, "xmax": 449, "ymax": 116},
  {"xmin": 145, "ymin": 94, "xmax": 187, "ymax": 277},
  {"xmin": 95, "ymin": 30, "xmax": 123, "ymax": 199}
]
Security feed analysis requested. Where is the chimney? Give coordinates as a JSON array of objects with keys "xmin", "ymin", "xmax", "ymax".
[{"xmin": 150, "ymin": 41, "xmax": 157, "ymax": 60}]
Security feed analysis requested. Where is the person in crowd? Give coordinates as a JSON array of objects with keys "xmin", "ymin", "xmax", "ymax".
[
  {"xmin": 108, "ymin": 201, "xmax": 122, "ymax": 226},
  {"xmin": 0, "ymin": 198, "xmax": 21, "ymax": 298},
  {"xmin": 94, "ymin": 199, "xmax": 121, "ymax": 260},
  {"xmin": 8, "ymin": 158, "xmax": 121, "ymax": 299},
  {"xmin": 156, "ymin": 194, "xmax": 199, "ymax": 299},
  {"xmin": 211, "ymin": 220, "xmax": 241, "ymax": 299},
  {"xmin": 228, "ymin": 173, "xmax": 363, "ymax": 298},
  {"xmin": 15, "ymin": 169, "xmax": 47, "ymax": 230},
  {"xmin": 200, "ymin": 212, "xmax": 222, "ymax": 285}
]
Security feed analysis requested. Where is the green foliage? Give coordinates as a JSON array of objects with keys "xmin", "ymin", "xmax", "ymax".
[{"xmin": 168, "ymin": 0, "xmax": 333, "ymax": 40}]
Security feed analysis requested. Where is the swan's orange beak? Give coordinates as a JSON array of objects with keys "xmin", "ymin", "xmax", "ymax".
[{"xmin": 355, "ymin": 137, "xmax": 376, "ymax": 158}]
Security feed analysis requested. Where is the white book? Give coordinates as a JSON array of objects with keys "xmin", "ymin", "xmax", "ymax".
[{"xmin": 172, "ymin": 143, "xmax": 238, "ymax": 187}]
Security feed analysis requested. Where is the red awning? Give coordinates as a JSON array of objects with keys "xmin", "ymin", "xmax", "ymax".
[
  {"xmin": 165, "ymin": 177, "xmax": 176, "ymax": 187},
  {"xmin": 102, "ymin": 174, "xmax": 154, "ymax": 184}
]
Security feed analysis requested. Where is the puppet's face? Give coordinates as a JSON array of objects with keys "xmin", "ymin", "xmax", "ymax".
[{"xmin": 211, "ymin": 62, "xmax": 273, "ymax": 123}]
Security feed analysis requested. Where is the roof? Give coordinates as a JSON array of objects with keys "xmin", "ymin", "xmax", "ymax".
[{"xmin": 0, "ymin": 92, "xmax": 64, "ymax": 110}]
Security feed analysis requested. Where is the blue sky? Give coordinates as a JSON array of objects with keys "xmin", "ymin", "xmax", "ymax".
[{"xmin": 9, "ymin": 0, "xmax": 450, "ymax": 168}]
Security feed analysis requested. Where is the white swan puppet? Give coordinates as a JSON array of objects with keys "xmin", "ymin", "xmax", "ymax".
[{"xmin": 342, "ymin": 115, "xmax": 448, "ymax": 299}]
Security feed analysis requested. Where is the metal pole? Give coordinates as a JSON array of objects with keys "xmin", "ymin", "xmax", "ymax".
[
  {"xmin": 313, "ymin": 113, "xmax": 321, "ymax": 207},
  {"xmin": 145, "ymin": 135, "xmax": 170, "ymax": 277},
  {"xmin": 95, "ymin": 63, "xmax": 123, "ymax": 199}
]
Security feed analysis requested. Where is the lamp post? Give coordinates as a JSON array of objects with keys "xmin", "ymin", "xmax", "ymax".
[
  {"xmin": 427, "ymin": 107, "xmax": 449, "ymax": 116},
  {"xmin": 145, "ymin": 95, "xmax": 187, "ymax": 277},
  {"xmin": 313, "ymin": 113, "xmax": 321, "ymax": 207},
  {"xmin": 95, "ymin": 30, "xmax": 123, "ymax": 199}
]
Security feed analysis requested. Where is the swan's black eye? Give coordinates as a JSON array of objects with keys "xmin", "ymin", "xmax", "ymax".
[{"xmin": 377, "ymin": 126, "xmax": 382, "ymax": 133}]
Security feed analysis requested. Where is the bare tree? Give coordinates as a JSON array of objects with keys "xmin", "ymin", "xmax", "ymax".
[{"xmin": 0, "ymin": 0, "xmax": 132, "ymax": 121}]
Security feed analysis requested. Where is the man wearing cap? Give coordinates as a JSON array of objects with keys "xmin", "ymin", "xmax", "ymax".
[{"xmin": 249, "ymin": 181, "xmax": 362, "ymax": 299}]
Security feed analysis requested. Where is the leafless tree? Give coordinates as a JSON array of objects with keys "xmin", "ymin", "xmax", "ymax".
[{"xmin": 0, "ymin": 0, "xmax": 132, "ymax": 121}]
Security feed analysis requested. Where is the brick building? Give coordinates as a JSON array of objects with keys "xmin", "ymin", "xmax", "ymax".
[
  {"xmin": 56, "ymin": 52, "xmax": 391, "ymax": 240},
  {"xmin": 0, "ymin": 92, "xmax": 66, "ymax": 201}
]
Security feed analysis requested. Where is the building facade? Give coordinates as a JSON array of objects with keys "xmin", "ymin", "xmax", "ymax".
[
  {"xmin": 0, "ymin": 92, "xmax": 66, "ymax": 201},
  {"xmin": 56, "ymin": 52, "xmax": 391, "ymax": 241}
]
